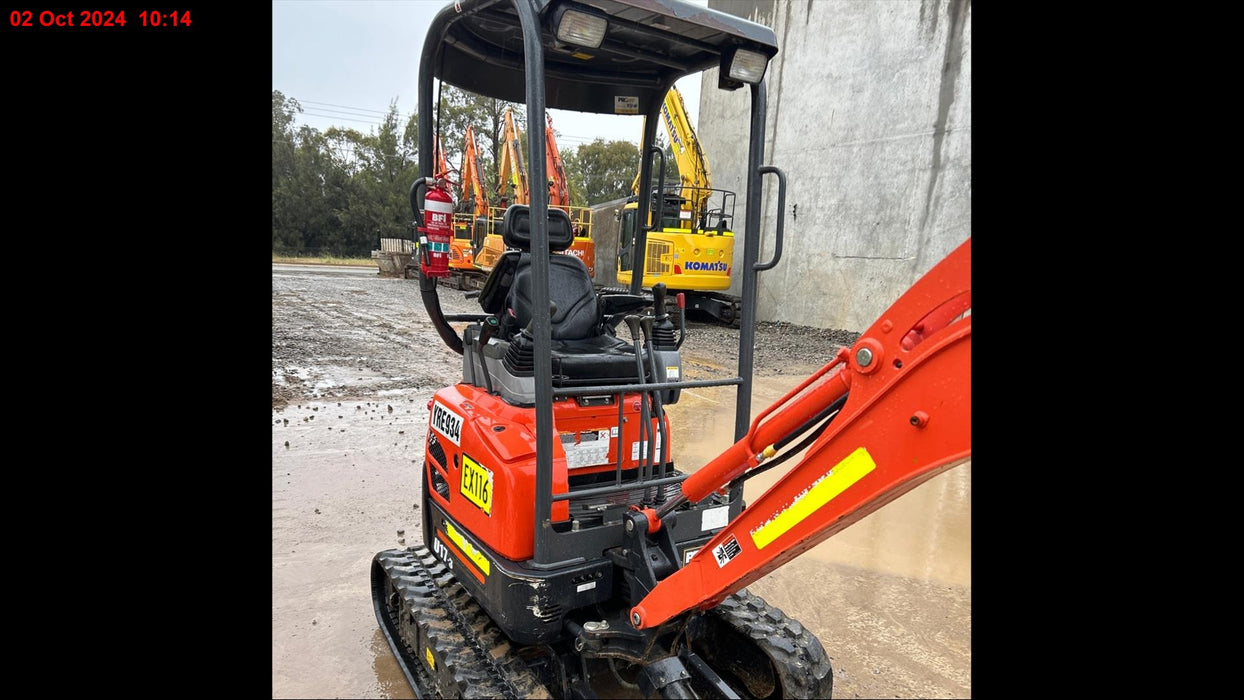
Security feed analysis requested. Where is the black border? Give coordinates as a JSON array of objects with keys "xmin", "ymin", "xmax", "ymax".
[{"xmin": 7, "ymin": 5, "xmax": 274, "ymax": 683}]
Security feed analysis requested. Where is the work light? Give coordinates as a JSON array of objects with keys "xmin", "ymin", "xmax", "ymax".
[
  {"xmin": 719, "ymin": 46, "xmax": 770, "ymax": 90},
  {"xmin": 555, "ymin": 4, "xmax": 607, "ymax": 49}
]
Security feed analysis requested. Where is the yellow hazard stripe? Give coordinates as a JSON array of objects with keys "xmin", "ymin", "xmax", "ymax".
[
  {"xmin": 750, "ymin": 447, "xmax": 876, "ymax": 550},
  {"xmin": 446, "ymin": 522, "xmax": 491, "ymax": 577}
]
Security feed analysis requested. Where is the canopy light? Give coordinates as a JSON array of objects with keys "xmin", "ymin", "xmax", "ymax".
[
  {"xmin": 719, "ymin": 46, "xmax": 771, "ymax": 90},
  {"xmin": 555, "ymin": 5, "xmax": 607, "ymax": 49},
  {"xmin": 728, "ymin": 48, "xmax": 769, "ymax": 83}
]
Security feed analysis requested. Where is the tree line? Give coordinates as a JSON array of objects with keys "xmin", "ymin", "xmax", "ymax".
[{"xmin": 273, "ymin": 87, "xmax": 646, "ymax": 258}]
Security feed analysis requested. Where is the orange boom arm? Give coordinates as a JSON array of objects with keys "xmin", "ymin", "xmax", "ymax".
[{"xmin": 631, "ymin": 238, "xmax": 972, "ymax": 629}]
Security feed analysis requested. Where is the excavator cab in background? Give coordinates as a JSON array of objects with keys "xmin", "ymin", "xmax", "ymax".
[
  {"xmin": 373, "ymin": 1, "xmax": 970, "ymax": 698},
  {"xmin": 618, "ymin": 85, "xmax": 740, "ymax": 325}
]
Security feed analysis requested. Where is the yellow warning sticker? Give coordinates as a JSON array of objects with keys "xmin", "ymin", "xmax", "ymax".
[
  {"xmin": 425, "ymin": 647, "xmax": 435, "ymax": 670},
  {"xmin": 460, "ymin": 453, "xmax": 493, "ymax": 515},
  {"xmin": 749, "ymin": 447, "xmax": 876, "ymax": 550},
  {"xmin": 446, "ymin": 521, "xmax": 492, "ymax": 577}
]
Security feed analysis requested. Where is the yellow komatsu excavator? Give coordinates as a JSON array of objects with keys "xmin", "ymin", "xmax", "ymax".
[{"xmin": 618, "ymin": 85, "xmax": 740, "ymax": 325}]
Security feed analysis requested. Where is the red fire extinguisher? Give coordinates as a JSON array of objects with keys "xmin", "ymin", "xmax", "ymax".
[{"xmin": 416, "ymin": 177, "xmax": 454, "ymax": 278}]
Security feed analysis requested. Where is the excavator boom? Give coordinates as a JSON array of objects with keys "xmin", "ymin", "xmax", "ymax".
[
  {"xmin": 631, "ymin": 238, "xmax": 971, "ymax": 629},
  {"xmin": 631, "ymin": 85, "xmax": 711, "ymax": 209},
  {"xmin": 460, "ymin": 126, "xmax": 487, "ymax": 217},
  {"xmin": 435, "ymin": 134, "xmax": 451, "ymax": 181},
  {"xmin": 545, "ymin": 114, "xmax": 569, "ymax": 207},
  {"xmin": 496, "ymin": 106, "xmax": 528, "ymax": 207}
]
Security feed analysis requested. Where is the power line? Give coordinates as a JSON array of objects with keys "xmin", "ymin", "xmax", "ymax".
[
  {"xmin": 300, "ymin": 111, "xmax": 388, "ymax": 126},
  {"xmin": 290, "ymin": 95, "xmax": 416, "ymax": 126},
  {"xmin": 302, "ymin": 105, "xmax": 404, "ymax": 121},
  {"xmin": 297, "ymin": 99, "xmax": 395, "ymax": 115}
]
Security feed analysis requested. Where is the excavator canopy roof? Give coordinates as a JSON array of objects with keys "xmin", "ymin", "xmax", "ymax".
[{"xmin": 426, "ymin": 0, "xmax": 778, "ymax": 114}]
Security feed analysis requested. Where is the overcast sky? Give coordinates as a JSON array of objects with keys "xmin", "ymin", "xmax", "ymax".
[{"xmin": 272, "ymin": 0, "xmax": 707, "ymax": 149}]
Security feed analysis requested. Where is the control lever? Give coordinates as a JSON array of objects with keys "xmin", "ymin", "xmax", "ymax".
[
  {"xmin": 624, "ymin": 314, "xmax": 644, "ymax": 345},
  {"xmin": 652, "ymin": 282, "xmax": 668, "ymax": 321},
  {"xmin": 477, "ymin": 314, "xmax": 501, "ymax": 347},
  {"xmin": 676, "ymin": 293, "xmax": 686, "ymax": 350}
]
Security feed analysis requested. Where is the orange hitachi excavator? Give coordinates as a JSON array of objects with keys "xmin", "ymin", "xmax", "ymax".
[
  {"xmin": 375, "ymin": 1, "xmax": 969, "ymax": 698},
  {"xmin": 545, "ymin": 113, "xmax": 595, "ymax": 277},
  {"xmin": 446, "ymin": 127, "xmax": 494, "ymax": 290},
  {"xmin": 471, "ymin": 105, "xmax": 528, "ymax": 275}
]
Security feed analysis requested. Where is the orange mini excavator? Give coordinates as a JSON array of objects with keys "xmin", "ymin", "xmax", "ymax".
[{"xmin": 375, "ymin": 2, "xmax": 969, "ymax": 697}]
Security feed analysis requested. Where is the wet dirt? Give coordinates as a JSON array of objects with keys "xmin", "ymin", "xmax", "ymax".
[{"xmin": 272, "ymin": 263, "xmax": 970, "ymax": 698}]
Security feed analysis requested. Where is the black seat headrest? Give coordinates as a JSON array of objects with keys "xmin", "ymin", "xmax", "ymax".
[{"xmin": 502, "ymin": 205, "xmax": 574, "ymax": 252}]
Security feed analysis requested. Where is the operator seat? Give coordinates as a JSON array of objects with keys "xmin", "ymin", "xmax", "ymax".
[
  {"xmin": 504, "ymin": 206, "xmax": 599, "ymax": 340},
  {"xmin": 480, "ymin": 204, "xmax": 651, "ymax": 388}
]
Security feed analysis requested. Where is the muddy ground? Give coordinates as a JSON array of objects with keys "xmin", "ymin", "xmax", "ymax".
[{"xmin": 272, "ymin": 263, "xmax": 971, "ymax": 698}]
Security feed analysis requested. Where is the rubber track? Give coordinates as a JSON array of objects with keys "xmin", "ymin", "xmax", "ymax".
[
  {"xmin": 706, "ymin": 589, "xmax": 834, "ymax": 699},
  {"xmin": 374, "ymin": 547, "xmax": 552, "ymax": 699}
]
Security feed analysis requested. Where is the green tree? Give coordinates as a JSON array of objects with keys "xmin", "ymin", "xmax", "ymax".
[
  {"xmin": 325, "ymin": 100, "xmax": 421, "ymax": 252},
  {"xmin": 272, "ymin": 90, "xmax": 303, "ymax": 251},
  {"xmin": 273, "ymin": 90, "xmax": 420, "ymax": 257},
  {"xmin": 273, "ymin": 91, "xmax": 352, "ymax": 254},
  {"xmin": 562, "ymin": 139, "xmax": 641, "ymax": 205},
  {"xmin": 436, "ymin": 84, "xmax": 524, "ymax": 209}
]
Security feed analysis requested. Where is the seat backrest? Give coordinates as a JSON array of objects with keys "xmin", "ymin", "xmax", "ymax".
[
  {"xmin": 507, "ymin": 253, "xmax": 599, "ymax": 340},
  {"xmin": 503, "ymin": 204, "xmax": 575, "ymax": 251},
  {"xmin": 481, "ymin": 204, "xmax": 581, "ymax": 320}
]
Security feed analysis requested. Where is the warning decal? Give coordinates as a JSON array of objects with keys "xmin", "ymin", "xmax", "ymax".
[{"xmin": 711, "ymin": 535, "xmax": 742, "ymax": 568}]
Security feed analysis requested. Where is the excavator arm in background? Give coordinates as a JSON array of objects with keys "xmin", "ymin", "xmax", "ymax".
[
  {"xmin": 434, "ymin": 134, "xmax": 452, "ymax": 182},
  {"xmin": 630, "ymin": 237, "xmax": 972, "ymax": 629},
  {"xmin": 459, "ymin": 126, "xmax": 487, "ymax": 217},
  {"xmin": 496, "ymin": 105, "xmax": 528, "ymax": 208},
  {"xmin": 545, "ymin": 114, "xmax": 570, "ymax": 207},
  {"xmin": 630, "ymin": 85, "xmax": 712, "ymax": 212}
]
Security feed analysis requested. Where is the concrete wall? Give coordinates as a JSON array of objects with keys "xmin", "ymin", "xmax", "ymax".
[{"xmin": 702, "ymin": 0, "xmax": 971, "ymax": 331}]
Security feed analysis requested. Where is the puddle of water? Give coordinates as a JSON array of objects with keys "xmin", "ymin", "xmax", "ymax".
[
  {"xmin": 665, "ymin": 372, "xmax": 971, "ymax": 588},
  {"xmin": 277, "ymin": 366, "xmax": 314, "ymax": 384},
  {"xmin": 371, "ymin": 628, "xmax": 416, "ymax": 699}
]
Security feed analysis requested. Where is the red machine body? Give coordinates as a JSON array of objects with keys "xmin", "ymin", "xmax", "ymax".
[
  {"xmin": 425, "ymin": 384, "xmax": 672, "ymax": 562},
  {"xmin": 418, "ymin": 178, "xmax": 455, "ymax": 278}
]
